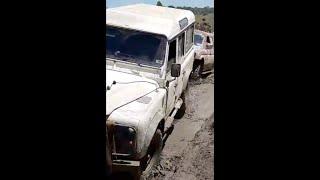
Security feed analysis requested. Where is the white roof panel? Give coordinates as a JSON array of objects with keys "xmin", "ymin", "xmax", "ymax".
[{"xmin": 106, "ymin": 4, "xmax": 195, "ymax": 39}]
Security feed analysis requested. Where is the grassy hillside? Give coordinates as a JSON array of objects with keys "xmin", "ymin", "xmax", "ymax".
[
  {"xmin": 168, "ymin": 6, "xmax": 214, "ymax": 33},
  {"xmin": 195, "ymin": 13, "xmax": 214, "ymax": 33}
]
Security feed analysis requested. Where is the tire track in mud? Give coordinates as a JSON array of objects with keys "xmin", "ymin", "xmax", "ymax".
[
  {"xmin": 169, "ymin": 114, "xmax": 214, "ymax": 180},
  {"xmin": 148, "ymin": 115, "xmax": 214, "ymax": 180}
]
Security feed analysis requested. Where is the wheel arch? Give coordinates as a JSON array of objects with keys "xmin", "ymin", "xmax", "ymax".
[{"xmin": 138, "ymin": 112, "xmax": 164, "ymax": 159}]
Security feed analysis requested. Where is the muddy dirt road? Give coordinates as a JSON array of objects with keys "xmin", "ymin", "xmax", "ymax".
[
  {"xmin": 147, "ymin": 74, "xmax": 214, "ymax": 180},
  {"xmin": 109, "ymin": 74, "xmax": 214, "ymax": 180}
]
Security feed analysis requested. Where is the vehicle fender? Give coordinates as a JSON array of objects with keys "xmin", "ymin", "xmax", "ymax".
[{"xmin": 138, "ymin": 110, "xmax": 164, "ymax": 159}]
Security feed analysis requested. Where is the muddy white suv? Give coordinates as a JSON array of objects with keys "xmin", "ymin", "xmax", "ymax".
[
  {"xmin": 106, "ymin": 4, "xmax": 195, "ymax": 179},
  {"xmin": 192, "ymin": 30, "xmax": 214, "ymax": 78}
]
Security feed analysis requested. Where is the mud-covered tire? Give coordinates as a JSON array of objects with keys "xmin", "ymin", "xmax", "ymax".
[
  {"xmin": 191, "ymin": 62, "xmax": 203, "ymax": 80},
  {"xmin": 106, "ymin": 132, "xmax": 112, "ymax": 176},
  {"xmin": 174, "ymin": 93, "xmax": 186, "ymax": 119},
  {"xmin": 140, "ymin": 129, "xmax": 163, "ymax": 180}
]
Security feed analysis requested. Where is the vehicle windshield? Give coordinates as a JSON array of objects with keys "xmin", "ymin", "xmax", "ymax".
[
  {"xmin": 106, "ymin": 26, "xmax": 167, "ymax": 68},
  {"xmin": 194, "ymin": 34, "xmax": 204, "ymax": 46}
]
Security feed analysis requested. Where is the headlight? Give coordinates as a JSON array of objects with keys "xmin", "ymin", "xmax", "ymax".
[{"xmin": 113, "ymin": 125, "xmax": 136, "ymax": 155}]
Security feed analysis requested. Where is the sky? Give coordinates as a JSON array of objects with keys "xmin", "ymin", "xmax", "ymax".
[{"xmin": 107, "ymin": 0, "xmax": 214, "ymax": 8}]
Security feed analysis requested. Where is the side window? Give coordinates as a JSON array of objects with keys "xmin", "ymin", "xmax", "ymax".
[
  {"xmin": 167, "ymin": 40, "xmax": 176, "ymax": 72},
  {"xmin": 185, "ymin": 25, "xmax": 194, "ymax": 53},
  {"xmin": 178, "ymin": 33, "xmax": 185, "ymax": 60},
  {"xmin": 206, "ymin": 36, "xmax": 211, "ymax": 44},
  {"xmin": 191, "ymin": 26, "xmax": 194, "ymax": 43}
]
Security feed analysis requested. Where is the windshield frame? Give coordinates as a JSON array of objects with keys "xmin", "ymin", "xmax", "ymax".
[{"xmin": 106, "ymin": 25, "xmax": 168, "ymax": 69}]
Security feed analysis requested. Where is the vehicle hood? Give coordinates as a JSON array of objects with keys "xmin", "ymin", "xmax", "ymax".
[{"xmin": 106, "ymin": 69, "xmax": 165, "ymax": 126}]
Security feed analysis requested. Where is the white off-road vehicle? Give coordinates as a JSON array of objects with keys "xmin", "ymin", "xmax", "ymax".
[
  {"xmin": 106, "ymin": 4, "xmax": 195, "ymax": 179},
  {"xmin": 192, "ymin": 30, "xmax": 214, "ymax": 79}
]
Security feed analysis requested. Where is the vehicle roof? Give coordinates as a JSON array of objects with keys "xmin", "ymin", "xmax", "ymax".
[
  {"xmin": 195, "ymin": 29, "xmax": 214, "ymax": 37},
  {"xmin": 106, "ymin": 4, "xmax": 195, "ymax": 40}
]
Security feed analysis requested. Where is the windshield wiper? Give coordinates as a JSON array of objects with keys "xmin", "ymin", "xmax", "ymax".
[
  {"xmin": 111, "ymin": 51, "xmax": 159, "ymax": 68},
  {"xmin": 114, "ymin": 51, "xmax": 142, "ymax": 66},
  {"xmin": 115, "ymin": 51, "xmax": 135, "ymax": 59}
]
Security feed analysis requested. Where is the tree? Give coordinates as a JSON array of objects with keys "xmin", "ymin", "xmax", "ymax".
[
  {"xmin": 156, "ymin": 1, "xmax": 163, "ymax": 6},
  {"xmin": 168, "ymin": 5, "xmax": 175, "ymax": 8}
]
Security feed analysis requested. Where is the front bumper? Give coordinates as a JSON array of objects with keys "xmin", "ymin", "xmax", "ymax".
[{"xmin": 112, "ymin": 159, "xmax": 141, "ymax": 179}]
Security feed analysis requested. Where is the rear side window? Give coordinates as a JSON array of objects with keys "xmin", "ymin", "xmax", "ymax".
[
  {"xmin": 178, "ymin": 33, "xmax": 185, "ymax": 59},
  {"xmin": 185, "ymin": 25, "xmax": 194, "ymax": 53}
]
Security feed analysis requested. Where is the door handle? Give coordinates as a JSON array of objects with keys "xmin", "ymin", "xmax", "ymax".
[{"xmin": 183, "ymin": 71, "xmax": 186, "ymax": 75}]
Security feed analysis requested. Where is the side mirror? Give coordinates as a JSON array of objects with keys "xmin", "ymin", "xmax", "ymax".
[{"xmin": 171, "ymin": 63, "xmax": 181, "ymax": 77}]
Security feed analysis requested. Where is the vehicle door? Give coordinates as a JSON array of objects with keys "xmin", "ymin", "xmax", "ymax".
[
  {"xmin": 181, "ymin": 25, "xmax": 195, "ymax": 90},
  {"xmin": 204, "ymin": 35, "xmax": 214, "ymax": 71},
  {"xmin": 165, "ymin": 39, "xmax": 179, "ymax": 115}
]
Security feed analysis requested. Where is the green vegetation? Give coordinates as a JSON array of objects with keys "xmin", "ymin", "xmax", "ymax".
[
  {"xmin": 194, "ymin": 13, "xmax": 214, "ymax": 33},
  {"xmin": 175, "ymin": 6, "xmax": 214, "ymax": 16},
  {"xmin": 175, "ymin": 6, "xmax": 214, "ymax": 33},
  {"xmin": 155, "ymin": 1, "xmax": 214, "ymax": 32}
]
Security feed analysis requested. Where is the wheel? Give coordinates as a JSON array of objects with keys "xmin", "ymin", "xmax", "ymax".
[
  {"xmin": 185, "ymin": 80, "xmax": 189, "ymax": 91},
  {"xmin": 186, "ymin": 74, "xmax": 191, "ymax": 90},
  {"xmin": 174, "ymin": 93, "xmax": 186, "ymax": 119},
  {"xmin": 140, "ymin": 129, "xmax": 163, "ymax": 179},
  {"xmin": 191, "ymin": 61, "xmax": 203, "ymax": 80},
  {"xmin": 106, "ymin": 133, "xmax": 112, "ymax": 176}
]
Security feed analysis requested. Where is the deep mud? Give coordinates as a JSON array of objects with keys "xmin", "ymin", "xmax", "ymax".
[{"xmin": 147, "ymin": 73, "xmax": 214, "ymax": 180}]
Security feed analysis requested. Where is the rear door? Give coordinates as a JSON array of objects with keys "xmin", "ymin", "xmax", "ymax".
[
  {"xmin": 208, "ymin": 36, "xmax": 214, "ymax": 67},
  {"xmin": 180, "ymin": 25, "xmax": 194, "ymax": 91},
  {"xmin": 204, "ymin": 35, "xmax": 214, "ymax": 71}
]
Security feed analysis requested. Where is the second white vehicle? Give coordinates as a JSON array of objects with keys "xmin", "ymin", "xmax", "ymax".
[{"xmin": 192, "ymin": 30, "xmax": 214, "ymax": 79}]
